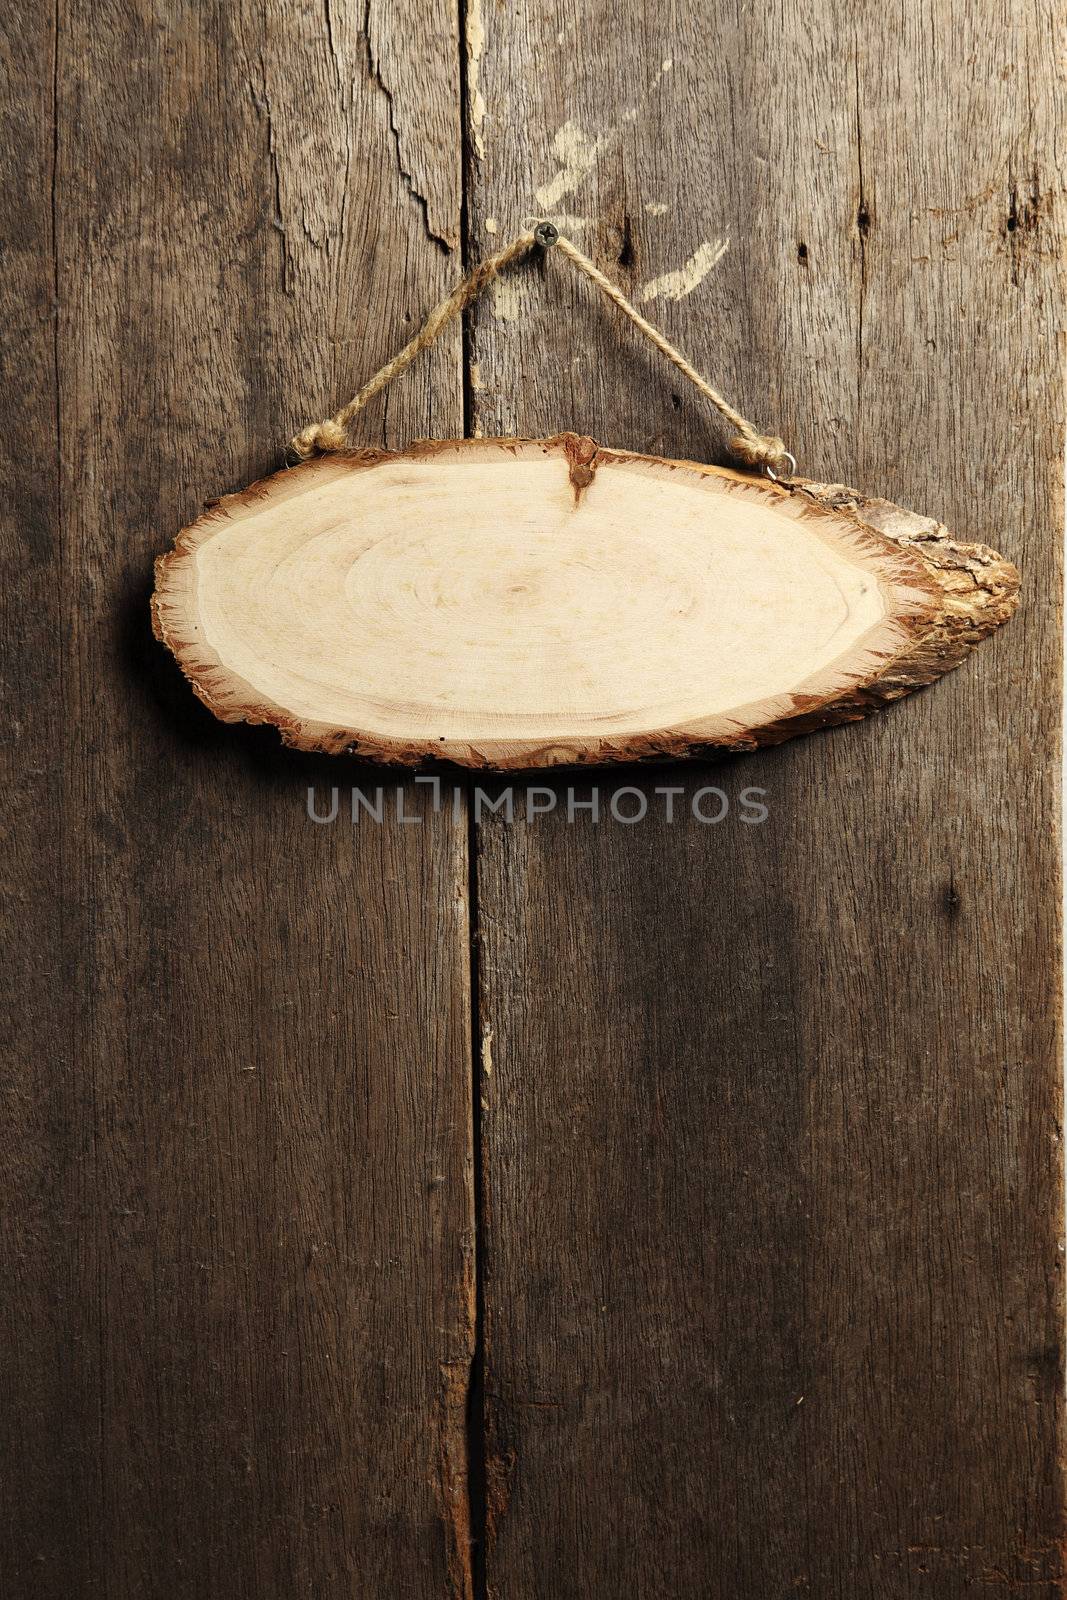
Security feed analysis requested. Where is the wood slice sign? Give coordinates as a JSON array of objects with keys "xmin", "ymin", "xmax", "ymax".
[{"xmin": 152, "ymin": 433, "xmax": 1018, "ymax": 769}]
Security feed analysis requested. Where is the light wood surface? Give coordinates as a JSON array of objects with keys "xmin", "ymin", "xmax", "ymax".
[{"xmin": 153, "ymin": 436, "xmax": 1017, "ymax": 767}]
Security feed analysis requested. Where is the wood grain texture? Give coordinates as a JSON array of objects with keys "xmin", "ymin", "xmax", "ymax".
[
  {"xmin": 2, "ymin": 0, "xmax": 1063, "ymax": 1595},
  {"xmin": 466, "ymin": 2, "xmax": 1065, "ymax": 1595},
  {"xmin": 1, "ymin": 3, "xmax": 474, "ymax": 1597},
  {"xmin": 151, "ymin": 438, "xmax": 1019, "ymax": 767}
]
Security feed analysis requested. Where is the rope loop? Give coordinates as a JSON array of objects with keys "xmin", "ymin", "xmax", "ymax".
[
  {"xmin": 727, "ymin": 432, "xmax": 793, "ymax": 475},
  {"xmin": 289, "ymin": 227, "xmax": 795, "ymax": 476}
]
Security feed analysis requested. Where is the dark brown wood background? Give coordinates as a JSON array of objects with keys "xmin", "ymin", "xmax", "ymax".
[{"xmin": 2, "ymin": 2, "xmax": 1062, "ymax": 1597}]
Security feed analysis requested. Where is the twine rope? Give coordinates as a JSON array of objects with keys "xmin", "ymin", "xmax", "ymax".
[{"xmin": 288, "ymin": 228, "xmax": 793, "ymax": 474}]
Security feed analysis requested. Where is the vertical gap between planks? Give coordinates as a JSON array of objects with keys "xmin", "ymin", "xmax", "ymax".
[
  {"xmin": 464, "ymin": 788, "xmax": 488, "ymax": 1598},
  {"xmin": 457, "ymin": 0, "xmax": 488, "ymax": 1593}
]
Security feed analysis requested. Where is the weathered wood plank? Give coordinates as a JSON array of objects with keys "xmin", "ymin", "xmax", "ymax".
[
  {"xmin": 0, "ymin": 5, "xmax": 85, "ymax": 1593},
  {"xmin": 1, "ymin": 2, "xmax": 473, "ymax": 1596},
  {"xmin": 467, "ymin": 2, "xmax": 1064, "ymax": 1594}
]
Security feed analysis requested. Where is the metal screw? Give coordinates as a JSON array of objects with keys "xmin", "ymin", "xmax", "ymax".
[{"xmin": 533, "ymin": 221, "xmax": 559, "ymax": 249}]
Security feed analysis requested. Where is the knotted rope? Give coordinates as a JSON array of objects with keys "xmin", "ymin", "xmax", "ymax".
[{"xmin": 288, "ymin": 225, "xmax": 793, "ymax": 475}]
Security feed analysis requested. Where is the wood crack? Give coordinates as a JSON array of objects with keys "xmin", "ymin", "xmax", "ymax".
[
  {"xmin": 249, "ymin": 64, "xmax": 295, "ymax": 295},
  {"xmin": 853, "ymin": 44, "xmax": 867, "ymax": 432},
  {"xmin": 362, "ymin": 0, "xmax": 456, "ymax": 251},
  {"xmin": 322, "ymin": 0, "xmax": 343, "ymax": 96}
]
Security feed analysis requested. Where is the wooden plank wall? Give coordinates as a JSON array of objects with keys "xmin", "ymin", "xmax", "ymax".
[
  {"xmin": 2, "ymin": 3, "xmax": 474, "ymax": 1596},
  {"xmin": 468, "ymin": 2, "xmax": 1064, "ymax": 1596},
  {"xmin": 1, "ymin": 1, "xmax": 1062, "ymax": 1598}
]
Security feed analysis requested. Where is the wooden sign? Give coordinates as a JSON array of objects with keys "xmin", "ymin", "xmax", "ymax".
[{"xmin": 152, "ymin": 433, "xmax": 1018, "ymax": 768}]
